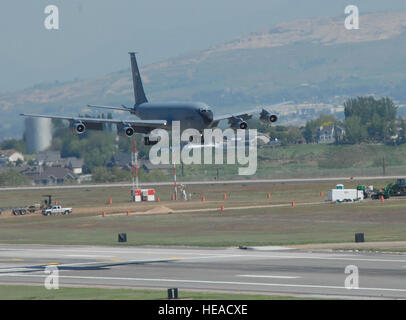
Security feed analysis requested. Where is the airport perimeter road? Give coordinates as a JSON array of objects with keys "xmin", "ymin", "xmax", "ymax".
[
  {"xmin": 0, "ymin": 176, "xmax": 400, "ymax": 192},
  {"xmin": 0, "ymin": 245, "xmax": 406, "ymax": 299}
]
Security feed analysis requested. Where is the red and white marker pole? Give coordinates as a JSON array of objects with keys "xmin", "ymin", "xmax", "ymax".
[{"xmin": 173, "ymin": 163, "xmax": 177, "ymax": 200}]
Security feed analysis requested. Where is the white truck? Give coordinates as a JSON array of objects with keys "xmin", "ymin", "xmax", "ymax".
[
  {"xmin": 328, "ymin": 189, "xmax": 364, "ymax": 203},
  {"xmin": 42, "ymin": 205, "xmax": 72, "ymax": 216}
]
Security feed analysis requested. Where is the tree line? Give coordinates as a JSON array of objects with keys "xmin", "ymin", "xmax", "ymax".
[
  {"xmin": 303, "ymin": 96, "xmax": 403, "ymax": 145},
  {"xmin": 1, "ymin": 96, "xmax": 404, "ymax": 170}
]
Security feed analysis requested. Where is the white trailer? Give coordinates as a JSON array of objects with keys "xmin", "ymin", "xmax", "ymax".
[{"xmin": 328, "ymin": 189, "xmax": 364, "ymax": 202}]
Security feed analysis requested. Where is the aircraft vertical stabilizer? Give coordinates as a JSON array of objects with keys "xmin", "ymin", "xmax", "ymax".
[{"xmin": 129, "ymin": 52, "xmax": 148, "ymax": 105}]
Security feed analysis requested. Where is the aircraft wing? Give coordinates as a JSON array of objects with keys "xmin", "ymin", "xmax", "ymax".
[
  {"xmin": 212, "ymin": 101, "xmax": 292, "ymax": 122},
  {"xmin": 20, "ymin": 113, "xmax": 168, "ymax": 133},
  {"xmin": 86, "ymin": 104, "xmax": 133, "ymax": 112}
]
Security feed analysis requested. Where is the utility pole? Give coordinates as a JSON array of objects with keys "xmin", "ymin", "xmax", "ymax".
[
  {"xmin": 382, "ymin": 156, "xmax": 386, "ymax": 176},
  {"xmin": 173, "ymin": 163, "xmax": 177, "ymax": 200},
  {"xmin": 131, "ymin": 139, "xmax": 139, "ymax": 201}
]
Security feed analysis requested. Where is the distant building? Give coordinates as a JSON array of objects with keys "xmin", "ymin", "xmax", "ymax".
[
  {"xmin": 20, "ymin": 166, "xmax": 78, "ymax": 185},
  {"xmin": 106, "ymin": 154, "xmax": 172, "ymax": 174},
  {"xmin": 77, "ymin": 174, "xmax": 92, "ymax": 184},
  {"xmin": 0, "ymin": 149, "xmax": 24, "ymax": 163},
  {"xmin": 140, "ymin": 160, "xmax": 173, "ymax": 174},
  {"xmin": 66, "ymin": 157, "xmax": 84, "ymax": 175},
  {"xmin": 36, "ymin": 150, "xmax": 61, "ymax": 166},
  {"xmin": 25, "ymin": 118, "xmax": 52, "ymax": 154},
  {"xmin": 35, "ymin": 151, "xmax": 84, "ymax": 174},
  {"xmin": 317, "ymin": 124, "xmax": 345, "ymax": 144},
  {"xmin": 106, "ymin": 153, "xmax": 132, "ymax": 169}
]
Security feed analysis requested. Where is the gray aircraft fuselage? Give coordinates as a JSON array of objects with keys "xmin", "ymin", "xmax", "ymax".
[{"xmin": 134, "ymin": 101, "xmax": 214, "ymax": 132}]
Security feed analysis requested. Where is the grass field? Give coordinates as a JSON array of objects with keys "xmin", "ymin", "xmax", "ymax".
[
  {"xmin": 136, "ymin": 143, "xmax": 406, "ymax": 181},
  {"xmin": 0, "ymin": 285, "xmax": 303, "ymax": 300},
  {"xmin": 0, "ymin": 180, "xmax": 405, "ymax": 247}
]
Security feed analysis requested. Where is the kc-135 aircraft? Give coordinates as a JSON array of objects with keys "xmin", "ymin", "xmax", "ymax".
[{"xmin": 21, "ymin": 52, "xmax": 287, "ymax": 145}]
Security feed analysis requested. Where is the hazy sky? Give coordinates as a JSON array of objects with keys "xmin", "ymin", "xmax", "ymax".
[{"xmin": 0, "ymin": 0, "xmax": 405, "ymax": 93}]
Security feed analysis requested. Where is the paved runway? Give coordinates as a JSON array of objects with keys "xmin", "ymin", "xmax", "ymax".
[{"xmin": 0, "ymin": 244, "xmax": 406, "ymax": 299}]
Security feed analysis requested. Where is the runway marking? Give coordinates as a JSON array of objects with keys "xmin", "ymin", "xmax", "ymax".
[
  {"xmin": 57, "ymin": 254, "xmax": 245, "ymax": 267},
  {"xmin": 237, "ymin": 274, "xmax": 300, "ymax": 279},
  {"xmin": 1, "ymin": 247, "xmax": 406, "ymax": 264},
  {"xmin": 0, "ymin": 259, "xmax": 24, "ymax": 262},
  {"xmin": 1, "ymin": 273, "xmax": 406, "ymax": 294},
  {"xmin": 0, "ymin": 254, "xmax": 246, "ymax": 273},
  {"xmin": 64, "ymin": 255, "xmax": 113, "ymax": 258},
  {"xmin": 0, "ymin": 248, "xmax": 239, "ymax": 256},
  {"xmin": 237, "ymin": 254, "xmax": 406, "ymax": 264}
]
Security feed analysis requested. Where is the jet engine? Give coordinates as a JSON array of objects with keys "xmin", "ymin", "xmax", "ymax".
[
  {"xmin": 260, "ymin": 110, "xmax": 278, "ymax": 124},
  {"xmin": 70, "ymin": 121, "xmax": 86, "ymax": 134},
  {"xmin": 117, "ymin": 123, "xmax": 135, "ymax": 137},
  {"xmin": 230, "ymin": 117, "xmax": 248, "ymax": 130}
]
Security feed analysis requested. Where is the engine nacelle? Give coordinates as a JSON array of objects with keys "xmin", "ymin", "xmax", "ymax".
[
  {"xmin": 70, "ymin": 121, "xmax": 86, "ymax": 134},
  {"xmin": 117, "ymin": 123, "xmax": 135, "ymax": 137},
  {"xmin": 230, "ymin": 117, "xmax": 248, "ymax": 130},
  {"xmin": 260, "ymin": 110, "xmax": 278, "ymax": 124}
]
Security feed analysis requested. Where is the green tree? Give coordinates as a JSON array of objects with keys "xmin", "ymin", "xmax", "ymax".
[
  {"xmin": 92, "ymin": 167, "xmax": 133, "ymax": 183},
  {"xmin": 343, "ymin": 96, "xmax": 397, "ymax": 143},
  {"xmin": 343, "ymin": 116, "xmax": 367, "ymax": 144},
  {"xmin": 0, "ymin": 139, "xmax": 26, "ymax": 154},
  {"xmin": 50, "ymin": 125, "xmax": 118, "ymax": 173},
  {"xmin": 0, "ymin": 170, "xmax": 29, "ymax": 186}
]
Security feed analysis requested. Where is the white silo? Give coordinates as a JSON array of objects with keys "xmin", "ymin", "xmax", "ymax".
[{"xmin": 25, "ymin": 117, "xmax": 52, "ymax": 154}]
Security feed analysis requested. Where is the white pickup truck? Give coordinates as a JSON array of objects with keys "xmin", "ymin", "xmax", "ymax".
[{"xmin": 42, "ymin": 205, "xmax": 72, "ymax": 216}]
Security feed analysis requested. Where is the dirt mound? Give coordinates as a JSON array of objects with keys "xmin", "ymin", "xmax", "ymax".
[{"xmin": 143, "ymin": 206, "xmax": 174, "ymax": 214}]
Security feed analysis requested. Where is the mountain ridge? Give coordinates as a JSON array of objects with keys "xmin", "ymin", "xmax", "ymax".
[{"xmin": 1, "ymin": 11, "xmax": 406, "ymax": 139}]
